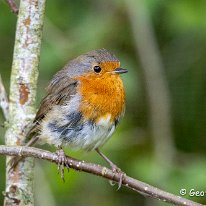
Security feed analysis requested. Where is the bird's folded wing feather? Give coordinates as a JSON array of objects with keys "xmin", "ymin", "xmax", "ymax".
[{"xmin": 30, "ymin": 72, "xmax": 78, "ymax": 134}]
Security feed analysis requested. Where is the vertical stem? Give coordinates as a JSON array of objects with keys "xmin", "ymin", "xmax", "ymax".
[
  {"xmin": 126, "ymin": 0, "xmax": 175, "ymax": 167},
  {"xmin": 4, "ymin": 0, "xmax": 46, "ymax": 205}
]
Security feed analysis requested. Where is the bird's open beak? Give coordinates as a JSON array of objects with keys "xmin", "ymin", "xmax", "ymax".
[{"xmin": 114, "ymin": 68, "xmax": 128, "ymax": 74}]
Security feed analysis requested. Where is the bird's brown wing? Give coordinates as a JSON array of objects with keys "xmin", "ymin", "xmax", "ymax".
[{"xmin": 30, "ymin": 74, "xmax": 78, "ymax": 134}]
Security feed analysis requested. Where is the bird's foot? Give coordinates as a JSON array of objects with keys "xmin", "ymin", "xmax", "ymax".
[
  {"xmin": 96, "ymin": 148, "xmax": 125, "ymax": 189},
  {"xmin": 109, "ymin": 162, "xmax": 126, "ymax": 190},
  {"xmin": 56, "ymin": 147, "xmax": 69, "ymax": 182}
]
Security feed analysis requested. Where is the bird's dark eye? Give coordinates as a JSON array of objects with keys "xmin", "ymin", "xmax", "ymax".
[{"xmin": 93, "ymin": 66, "xmax": 101, "ymax": 73}]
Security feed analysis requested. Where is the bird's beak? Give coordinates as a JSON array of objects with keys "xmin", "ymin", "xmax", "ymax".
[{"xmin": 114, "ymin": 68, "xmax": 128, "ymax": 74}]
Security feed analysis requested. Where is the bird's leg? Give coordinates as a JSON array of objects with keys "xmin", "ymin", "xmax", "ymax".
[
  {"xmin": 8, "ymin": 135, "xmax": 39, "ymax": 171},
  {"xmin": 95, "ymin": 148, "xmax": 125, "ymax": 189},
  {"xmin": 56, "ymin": 146, "xmax": 69, "ymax": 182},
  {"xmin": 96, "ymin": 148, "xmax": 120, "ymax": 172}
]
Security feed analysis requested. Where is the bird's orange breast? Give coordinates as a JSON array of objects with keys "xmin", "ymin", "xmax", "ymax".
[{"xmin": 75, "ymin": 72, "xmax": 125, "ymax": 123}]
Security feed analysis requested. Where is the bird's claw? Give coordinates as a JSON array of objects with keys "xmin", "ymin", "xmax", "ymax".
[
  {"xmin": 110, "ymin": 164, "xmax": 126, "ymax": 190},
  {"xmin": 56, "ymin": 148, "xmax": 69, "ymax": 181}
]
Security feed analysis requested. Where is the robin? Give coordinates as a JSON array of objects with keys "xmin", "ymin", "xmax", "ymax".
[{"xmin": 11, "ymin": 49, "xmax": 127, "ymax": 186}]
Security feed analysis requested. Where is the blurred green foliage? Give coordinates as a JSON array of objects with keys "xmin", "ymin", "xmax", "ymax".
[{"xmin": 1, "ymin": 0, "xmax": 206, "ymax": 205}]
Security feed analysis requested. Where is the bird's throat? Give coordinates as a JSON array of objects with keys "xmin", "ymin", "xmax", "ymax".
[{"xmin": 76, "ymin": 74, "xmax": 125, "ymax": 123}]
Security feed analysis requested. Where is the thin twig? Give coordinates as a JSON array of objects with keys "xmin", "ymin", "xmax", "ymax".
[
  {"xmin": 0, "ymin": 145, "xmax": 203, "ymax": 206},
  {"xmin": 0, "ymin": 75, "xmax": 9, "ymax": 120},
  {"xmin": 5, "ymin": 0, "xmax": 19, "ymax": 14}
]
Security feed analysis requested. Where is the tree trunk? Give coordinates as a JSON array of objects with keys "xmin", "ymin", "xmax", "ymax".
[{"xmin": 4, "ymin": 0, "xmax": 46, "ymax": 205}]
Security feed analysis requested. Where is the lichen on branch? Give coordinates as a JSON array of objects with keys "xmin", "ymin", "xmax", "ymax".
[{"xmin": 4, "ymin": 0, "xmax": 46, "ymax": 205}]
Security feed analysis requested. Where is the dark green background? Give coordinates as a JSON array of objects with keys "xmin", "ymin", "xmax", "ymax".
[{"xmin": 1, "ymin": 0, "xmax": 206, "ymax": 205}]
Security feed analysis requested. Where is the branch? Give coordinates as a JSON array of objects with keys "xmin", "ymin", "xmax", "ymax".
[
  {"xmin": 0, "ymin": 75, "xmax": 9, "ymax": 120},
  {"xmin": 5, "ymin": 0, "xmax": 19, "ymax": 14},
  {"xmin": 0, "ymin": 145, "xmax": 203, "ymax": 206}
]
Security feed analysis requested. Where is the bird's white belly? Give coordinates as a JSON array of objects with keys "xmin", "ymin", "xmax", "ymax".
[
  {"xmin": 69, "ymin": 117, "xmax": 115, "ymax": 151},
  {"xmin": 40, "ymin": 94, "xmax": 116, "ymax": 151}
]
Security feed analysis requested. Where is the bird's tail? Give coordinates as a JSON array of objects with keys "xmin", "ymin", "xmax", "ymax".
[
  {"xmin": 25, "ymin": 134, "xmax": 39, "ymax": 147},
  {"xmin": 7, "ymin": 134, "xmax": 39, "ymax": 171}
]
